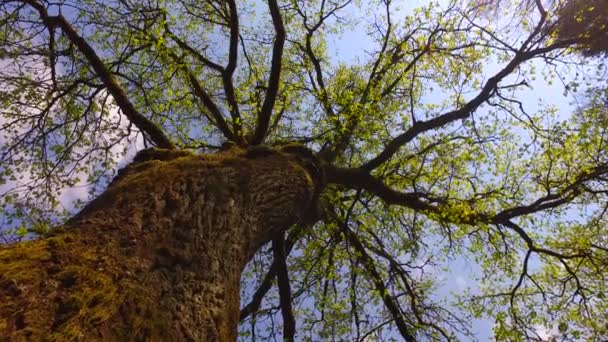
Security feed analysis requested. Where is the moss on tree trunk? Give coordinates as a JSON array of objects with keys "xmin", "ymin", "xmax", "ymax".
[{"xmin": 0, "ymin": 148, "xmax": 319, "ymax": 341}]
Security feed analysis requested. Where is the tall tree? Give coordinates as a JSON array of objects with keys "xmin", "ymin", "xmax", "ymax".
[{"xmin": 0, "ymin": 0, "xmax": 607, "ymax": 340}]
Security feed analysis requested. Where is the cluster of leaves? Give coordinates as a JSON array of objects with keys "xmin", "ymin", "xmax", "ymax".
[{"xmin": 1, "ymin": 0, "xmax": 608, "ymax": 340}]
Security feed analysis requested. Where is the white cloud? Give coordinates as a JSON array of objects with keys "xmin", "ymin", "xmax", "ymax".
[
  {"xmin": 533, "ymin": 324, "xmax": 557, "ymax": 341},
  {"xmin": 455, "ymin": 275, "xmax": 467, "ymax": 291}
]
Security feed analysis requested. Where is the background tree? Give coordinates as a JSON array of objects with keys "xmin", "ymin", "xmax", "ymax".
[{"xmin": 0, "ymin": 0, "xmax": 607, "ymax": 340}]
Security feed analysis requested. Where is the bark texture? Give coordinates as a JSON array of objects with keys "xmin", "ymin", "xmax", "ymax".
[{"xmin": 0, "ymin": 147, "xmax": 320, "ymax": 341}]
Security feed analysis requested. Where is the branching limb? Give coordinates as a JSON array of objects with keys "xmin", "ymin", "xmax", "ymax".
[
  {"xmin": 361, "ymin": 42, "xmax": 573, "ymax": 171},
  {"xmin": 22, "ymin": 0, "xmax": 174, "ymax": 149},
  {"xmin": 327, "ymin": 159, "xmax": 607, "ymax": 264},
  {"xmin": 251, "ymin": 0, "xmax": 286, "ymax": 144},
  {"xmin": 325, "ymin": 164, "xmax": 439, "ymax": 211},
  {"xmin": 150, "ymin": 32, "xmax": 239, "ymax": 143},
  {"xmin": 292, "ymin": 0, "xmax": 352, "ymax": 128},
  {"xmin": 223, "ymin": 0, "xmax": 243, "ymax": 138},
  {"xmin": 342, "ymin": 224, "xmax": 416, "ymax": 342},
  {"xmin": 240, "ymin": 225, "xmax": 306, "ymax": 321},
  {"xmin": 272, "ymin": 233, "xmax": 296, "ymax": 340}
]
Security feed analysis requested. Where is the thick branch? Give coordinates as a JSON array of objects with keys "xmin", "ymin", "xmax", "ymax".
[
  {"xmin": 156, "ymin": 36, "xmax": 238, "ymax": 142},
  {"xmin": 326, "ymin": 160, "xmax": 607, "ymax": 264},
  {"xmin": 185, "ymin": 71, "xmax": 238, "ymax": 142},
  {"xmin": 239, "ymin": 264, "xmax": 274, "ymax": 321},
  {"xmin": 361, "ymin": 41, "xmax": 571, "ymax": 171},
  {"xmin": 24, "ymin": 0, "xmax": 174, "ymax": 149},
  {"xmin": 240, "ymin": 226, "xmax": 304, "ymax": 321},
  {"xmin": 343, "ymin": 226, "xmax": 416, "ymax": 342},
  {"xmin": 329, "ymin": 160, "xmax": 607, "ymax": 226},
  {"xmin": 492, "ymin": 163, "xmax": 608, "ymax": 223},
  {"xmin": 272, "ymin": 234, "xmax": 296, "ymax": 340},
  {"xmin": 325, "ymin": 164, "xmax": 436, "ymax": 211},
  {"xmin": 223, "ymin": 0, "xmax": 243, "ymax": 138},
  {"xmin": 251, "ymin": 0, "xmax": 286, "ymax": 145}
]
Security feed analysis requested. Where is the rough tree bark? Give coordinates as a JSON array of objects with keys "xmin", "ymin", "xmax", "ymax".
[{"xmin": 0, "ymin": 146, "xmax": 322, "ymax": 341}]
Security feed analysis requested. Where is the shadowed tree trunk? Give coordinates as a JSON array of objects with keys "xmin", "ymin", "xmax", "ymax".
[{"xmin": 0, "ymin": 147, "xmax": 321, "ymax": 341}]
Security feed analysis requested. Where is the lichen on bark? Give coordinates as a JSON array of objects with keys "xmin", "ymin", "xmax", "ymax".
[{"xmin": 0, "ymin": 147, "xmax": 322, "ymax": 341}]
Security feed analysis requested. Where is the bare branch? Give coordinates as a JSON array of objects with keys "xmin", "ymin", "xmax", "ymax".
[
  {"xmin": 223, "ymin": 0, "xmax": 243, "ymax": 138},
  {"xmin": 251, "ymin": 0, "xmax": 286, "ymax": 145},
  {"xmin": 153, "ymin": 34, "xmax": 238, "ymax": 142},
  {"xmin": 272, "ymin": 233, "xmax": 296, "ymax": 340},
  {"xmin": 342, "ymin": 224, "xmax": 416, "ymax": 342},
  {"xmin": 240, "ymin": 226, "xmax": 305, "ymax": 321}
]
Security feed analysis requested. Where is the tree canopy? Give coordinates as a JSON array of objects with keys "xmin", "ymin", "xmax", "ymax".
[{"xmin": 1, "ymin": 0, "xmax": 608, "ymax": 340}]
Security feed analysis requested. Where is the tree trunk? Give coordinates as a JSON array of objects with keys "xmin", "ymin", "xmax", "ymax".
[{"xmin": 0, "ymin": 147, "xmax": 319, "ymax": 341}]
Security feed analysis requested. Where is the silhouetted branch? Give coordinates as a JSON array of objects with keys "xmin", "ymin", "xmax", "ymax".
[
  {"xmin": 223, "ymin": 0, "xmax": 243, "ymax": 138},
  {"xmin": 153, "ymin": 33, "xmax": 238, "ymax": 142},
  {"xmin": 251, "ymin": 0, "xmax": 286, "ymax": 144},
  {"xmin": 240, "ymin": 226, "xmax": 305, "ymax": 321},
  {"xmin": 342, "ymin": 225, "xmax": 416, "ymax": 342},
  {"xmin": 272, "ymin": 233, "xmax": 296, "ymax": 340}
]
